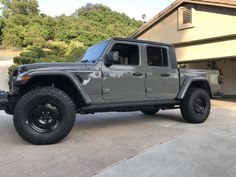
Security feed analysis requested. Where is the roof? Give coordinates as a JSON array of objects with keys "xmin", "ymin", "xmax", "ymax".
[
  {"xmin": 130, "ymin": 0, "xmax": 236, "ymax": 38},
  {"xmin": 112, "ymin": 37, "xmax": 173, "ymax": 47}
]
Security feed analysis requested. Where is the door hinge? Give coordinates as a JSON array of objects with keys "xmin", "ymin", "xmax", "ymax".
[
  {"xmin": 102, "ymin": 72, "xmax": 110, "ymax": 77},
  {"xmin": 145, "ymin": 88, "xmax": 152, "ymax": 93},
  {"xmin": 145, "ymin": 72, "xmax": 152, "ymax": 78},
  {"xmin": 102, "ymin": 88, "xmax": 110, "ymax": 94}
]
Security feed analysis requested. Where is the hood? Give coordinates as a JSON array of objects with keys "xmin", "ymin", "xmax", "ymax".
[{"xmin": 17, "ymin": 62, "xmax": 87, "ymax": 74}]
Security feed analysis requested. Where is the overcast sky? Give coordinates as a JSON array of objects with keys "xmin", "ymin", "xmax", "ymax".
[{"xmin": 38, "ymin": 0, "xmax": 176, "ymax": 20}]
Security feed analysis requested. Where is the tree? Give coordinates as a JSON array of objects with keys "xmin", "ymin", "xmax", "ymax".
[
  {"xmin": 1, "ymin": 2, "xmax": 143, "ymax": 49},
  {"xmin": 2, "ymin": 23, "xmax": 24, "ymax": 47},
  {"xmin": 69, "ymin": 3, "xmax": 144, "ymax": 46},
  {"xmin": 22, "ymin": 23, "xmax": 49, "ymax": 47},
  {"xmin": 0, "ymin": 16, "xmax": 5, "ymax": 42},
  {"xmin": 0, "ymin": 0, "xmax": 39, "ymax": 18}
]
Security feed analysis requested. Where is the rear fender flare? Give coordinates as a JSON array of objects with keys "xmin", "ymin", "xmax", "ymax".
[{"xmin": 177, "ymin": 77, "xmax": 212, "ymax": 99}]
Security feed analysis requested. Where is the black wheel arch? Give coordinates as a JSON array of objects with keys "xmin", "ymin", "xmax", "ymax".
[
  {"xmin": 17, "ymin": 72, "xmax": 92, "ymax": 109},
  {"xmin": 177, "ymin": 77, "xmax": 212, "ymax": 99}
]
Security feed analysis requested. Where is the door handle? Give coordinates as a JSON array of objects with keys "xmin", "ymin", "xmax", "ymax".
[
  {"xmin": 161, "ymin": 73, "xmax": 170, "ymax": 77},
  {"xmin": 133, "ymin": 72, "xmax": 143, "ymax": 77}
]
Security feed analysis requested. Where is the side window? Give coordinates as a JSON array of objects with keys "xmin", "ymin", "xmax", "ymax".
[
  {"xmin": 147, "ymin": 46, "xmax": 169, "ymax": 67},
  {"xmin": 111, "ymin": 44, "xmax": 139, "ymax": 65}
]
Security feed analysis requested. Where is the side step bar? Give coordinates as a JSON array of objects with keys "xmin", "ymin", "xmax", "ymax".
[
  {"xmin": 80, "ymin": 100, "xmax": 180, "ymax": 114},
  {"xmin": 0, "ymin": 90, "xmax": 8, "ymax": 110}
]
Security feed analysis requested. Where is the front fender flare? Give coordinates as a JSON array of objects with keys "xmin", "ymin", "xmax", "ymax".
[{"xmin": 17, "ymin": 71, "xmax": 92, "ymax": 105}]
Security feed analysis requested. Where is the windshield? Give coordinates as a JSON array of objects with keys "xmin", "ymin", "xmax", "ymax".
[{"xmin": 80, "ymin": 40, "xmax": 109, "ymax": 63}]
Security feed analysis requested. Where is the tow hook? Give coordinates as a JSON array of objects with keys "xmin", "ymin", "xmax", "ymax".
[{"xmin": 0, "ymin": 90, "xmax": 8, "ymax": 110}]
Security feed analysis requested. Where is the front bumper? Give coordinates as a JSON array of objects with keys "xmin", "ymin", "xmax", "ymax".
[{"xmin": 0, "ymin": 90, "xmax": 8, "ymax": 110}]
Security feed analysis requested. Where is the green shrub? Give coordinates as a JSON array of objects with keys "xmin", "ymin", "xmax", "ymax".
[
  {"xmin": 64, "ymin": 54, "xmax": 79, "ymax": 62},
  {"xmin": 40, "ymin": 55, "xmax": 65, "ymax": 62},
  {"xmin": 13, "ymin": 56, "xmax": 36, "ymax": 65},
  {"xmin": 8, "ymin": 64, "xmax": 20, "ymax": 75},
  {"xmin": 13, "ymin": 47, "xmax": 52, "ymax": 65},
  {"xmin": 68, "ymin": 47, "xmax": 84, "ymax": 60},
  {"xmin": 46, "ymin": 41, "xmax": 68, "ymax": 56},
  {"xmin": 24, "ymin": 46, "xmax": 49, "ymax": 58},
  {"xmin": 9, "ymin": 40, "xmax": 87, "ymax": 75},
  {"xmin": 22, "ymin": 24, "xmax": 49, "ymax": 47},
  {"xmin": 67, "ymin": 41, "xmax": 85, "ymax": 61}
]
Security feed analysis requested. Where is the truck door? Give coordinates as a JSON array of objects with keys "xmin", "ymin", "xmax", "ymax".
[
  {"xmin": 145, "ymin": 46, "xmax": 179, "ymax": 100},
  {"xmin": 102, "ymin": 43, "xmax": 145, "ymax": 101}
]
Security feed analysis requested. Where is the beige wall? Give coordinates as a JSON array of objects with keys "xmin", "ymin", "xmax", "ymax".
[
  {"xmin": 138, "ymin": 5, "xmax": 236, "ymax": 44},
  {"xmin": 175, "ymin": 39, "xmax": 236, "ymax": 62},
  {"xmin": 137, "ymin": 4, "xmax": 236, "ymax": 61}
]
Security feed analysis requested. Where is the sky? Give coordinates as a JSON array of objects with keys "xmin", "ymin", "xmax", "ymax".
[{"xmin": 38, "ymin": 0, "xmax": 176, "ymax": 20}]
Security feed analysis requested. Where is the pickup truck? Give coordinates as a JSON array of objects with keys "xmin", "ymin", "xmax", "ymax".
[{"xmin": 0, "ymin": 38, "xmax": 223, "ymax": 145}]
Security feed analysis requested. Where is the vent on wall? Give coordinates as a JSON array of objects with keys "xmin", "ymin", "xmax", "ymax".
[
  {"xmin": 183, "ymin": 8, "xmax": 192, "ymax": 24},
  {"xmin": 178, "ymin": 6, "xmax": 194, "ymax": 30}
]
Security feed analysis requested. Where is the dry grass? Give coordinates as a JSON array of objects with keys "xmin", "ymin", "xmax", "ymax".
[{"xmin": 0, "ymin": 50, "xmax": 21, "ymax": 57}]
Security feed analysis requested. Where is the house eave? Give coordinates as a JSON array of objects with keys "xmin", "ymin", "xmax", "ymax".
[{"xmin": 130, "ymin": 0, "xmax": 236, "ymax": 39}]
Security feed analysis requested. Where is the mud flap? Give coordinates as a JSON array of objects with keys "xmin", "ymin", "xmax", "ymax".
[{"xmin": 0, "ymin": 90, "xmax": 8, "ymax": 110}]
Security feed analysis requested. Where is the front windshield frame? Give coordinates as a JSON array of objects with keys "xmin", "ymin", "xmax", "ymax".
[{"xmin": 80, "ymin": 39, "xmax": 110, "ymax": 64}]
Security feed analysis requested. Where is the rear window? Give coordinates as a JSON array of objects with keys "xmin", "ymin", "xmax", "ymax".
[{"xmin": 146, "ymin": 46, "xmax": 169, "ymax": 67}]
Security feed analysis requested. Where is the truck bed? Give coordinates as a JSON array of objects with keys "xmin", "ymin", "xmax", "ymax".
[{"xmin": 179, "ymin": 69, "xmax": 221, "ymax": 97}]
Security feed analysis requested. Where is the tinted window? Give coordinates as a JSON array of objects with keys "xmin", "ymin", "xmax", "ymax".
[
  {"xmin": 111, "ymin": 44, "xmax": 139, "ymax": 65},
  {"xmin": 147, "ymin": 46, "xmax": 169, "ymax": 67}
]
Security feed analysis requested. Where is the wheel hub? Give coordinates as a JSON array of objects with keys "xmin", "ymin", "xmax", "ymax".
[
  {"xmin": 194, "ymin": 98, "xmax": 205, "ymax": 115},
  {"xmin": 28, "ymin": 103, "xmax": 62, "ymax": 133}
]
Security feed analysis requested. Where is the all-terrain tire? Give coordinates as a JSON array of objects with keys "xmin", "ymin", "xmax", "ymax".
[
  {"xmin": 141, "ymin": 107, "xmax": 160, "ymax": 115},
  {"xmin": 13, "ymin": 87, "xmax": 76, "ymax": 145},
  {"xmin": 180, "ymin": 88, "xmax": 211, "ymax": 123}
]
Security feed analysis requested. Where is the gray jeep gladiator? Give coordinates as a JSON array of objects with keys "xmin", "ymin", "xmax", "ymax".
[{"xmin": 0, "ymin": 38, "xmax": 223, "ymax": 145}]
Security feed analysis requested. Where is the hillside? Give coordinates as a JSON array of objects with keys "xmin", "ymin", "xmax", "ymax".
[{"xmin": 0, "ymin": 2, "xmax": 143, "ymax": 48}]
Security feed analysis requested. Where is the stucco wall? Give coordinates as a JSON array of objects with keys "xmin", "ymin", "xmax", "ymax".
[
  {"xmin": 137, "ymin": 4, "xmax": 236, "ymax": 44},
  {"xmin": 175, "ymin": 39, "xmax": 236, "ymax": 62}
]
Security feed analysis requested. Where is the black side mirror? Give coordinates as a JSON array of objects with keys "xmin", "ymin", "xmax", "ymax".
[{"xmin": 105, "ymin": 51, "xmax": 119, "ymax": 67}]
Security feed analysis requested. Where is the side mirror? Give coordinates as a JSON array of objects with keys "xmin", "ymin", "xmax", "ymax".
[{"xmin": 105, "ymin": 51, "xmax": 119, "ymax": 67}]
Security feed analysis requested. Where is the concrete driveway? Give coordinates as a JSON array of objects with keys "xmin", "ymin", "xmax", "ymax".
[
  {"xmin": 0, "ymin": 101, "xmax": 236, "ymax": 177},
  {"xmin": 0, "ymin": 57, "xmax": 13, "ymax": 91}
]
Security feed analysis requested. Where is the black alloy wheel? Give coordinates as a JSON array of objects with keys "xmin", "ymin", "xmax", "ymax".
[
  {"xmin": 28, "ymin": 103, "xmax": 62, "ymax": 133},
  {"xmin": 14, "ymin": 87, "xmax": 76, "ymax": 145}
]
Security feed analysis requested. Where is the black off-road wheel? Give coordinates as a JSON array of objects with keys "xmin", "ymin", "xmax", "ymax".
[
  {"xmin": 13, "ymin": 87, "xmax": 76, "ymax": 145},
  {"xmin": 141, "ymin": 107, "xmax": 160, "ymax": 115},
  {"xmin": 180, "ymin": 88, "xmax": 211, "ymax": 123}
]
